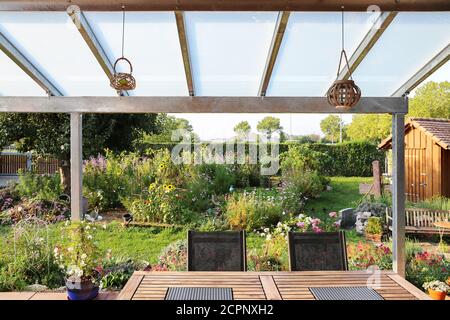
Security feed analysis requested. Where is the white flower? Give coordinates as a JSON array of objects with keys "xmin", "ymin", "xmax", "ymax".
[
  {"xmin": 266, "ymin": 234, "xmax": 272, "ymax": 240},
  {"xmin": 68, "ymin": 247, "xmax": 74, "ymax": 252},
  {"xmin": 85, "ymin": 225, "xmax": 91, "ymax": 230},
  {"xmin": 263, "ymin": 228, "xmax": 270, "ymax": 233},
  {"xmin": 260, "ymin": 233, "xmax": 265, "ymax": 237},
  {"xmin": 81, "ymin": 253, "xmax": 87, "ymax": 260},
  {"xmin": 102, "ymin": 224, "xmax": 107, "ymax": 230},
  {"xmin": 87, "ymin": 235, "xmax": 93, "ymax": 240},
  {"xmin": 277, "ymin": 222, "xmax": 282, "ymax": 227}
]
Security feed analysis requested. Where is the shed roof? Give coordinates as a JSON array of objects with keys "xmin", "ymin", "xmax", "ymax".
[{"xmin": 378, "ymin": 117, "xmax": 450, "ymax": 150}]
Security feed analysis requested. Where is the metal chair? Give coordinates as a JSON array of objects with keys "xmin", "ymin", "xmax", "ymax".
[
  {"xmin": 187, "ymin": 230, "xmax": 247, "ymax": 271},
  {"xmin": 288, "ymin": 231, "xmax": 348, "ymax": 271}
]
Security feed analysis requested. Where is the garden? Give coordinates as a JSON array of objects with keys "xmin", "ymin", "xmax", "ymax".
[{"xmin": 0, "ymin": 142, "xmax": 449, "ymax": 298}]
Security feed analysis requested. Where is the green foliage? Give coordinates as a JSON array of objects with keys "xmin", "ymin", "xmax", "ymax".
[
  {"xmin": 347, "ymin": 114, "xmax": 392, "ymax": 142},
  {"xmin": 365, "ymin": 217, "xmax": 383, "ymax": 235},
  {"xmin": 225, "ymin": 191, "xmax": 284, "ymax": 232},
  {"xmin": 233, "ymin": 121, "xmax": 251, "ymax": 138},
  {"xmin": 410, "ymin": 196, "xmax": 450, "ymax": 211},
  {"xmin": 100, "ymin": 257, "xmax": 149, "ymax": 290},
  {"xmin": 355, "ymin": 201, "xmax": 387, "ymax": 217},
  {"xmin": 15, "ymin": 171, "xmax": 63, "ymax": 201},
  {"xmin": 320, "ymin": 115, "xmax": 346, "ymax": 143},
  {"xmin": 409, "ymin": 81, "xmax": 450, "ymax": 119},
  {"xmin": 406, "ymin": 252, "xmax": 450, "ymax": 290}
]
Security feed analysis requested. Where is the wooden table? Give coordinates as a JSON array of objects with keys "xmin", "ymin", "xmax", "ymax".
[{"xmin": 118, "ymin": 271, "xmax": 430, "ymax": 300}]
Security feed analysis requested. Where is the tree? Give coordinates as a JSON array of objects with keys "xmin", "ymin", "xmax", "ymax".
[
  {"xmin": 256, "ymin": 116, "xmax": 283, "ymax": 140},
  {"xmin": 409, "ymin": 81, "xmax": 450, "ymax": 118},
  {"xmin": 346, "ymin": 81, "xmax": 450, "ymax": 142},
  {"xmin": 320, "ymin": 115, "xmax": 345, "ymax": 143},
  {"xmin": 0, "ymin": 113, "xmax": 157, "ymax": 193},
  {"xmin": 346, "ymin": 114, "xmax": 391, "ymax": 142},
  {"xmin": 138, "ymin": 114, "xmax": 195, "ymax": 144},
  {"xmin": 233, "ymin": 121, "xmax": 251, "ymax": 139}
]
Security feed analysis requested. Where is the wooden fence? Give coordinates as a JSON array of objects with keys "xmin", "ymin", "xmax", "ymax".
[{"xmin": 0, "ymin": 152, "xmax": 59, "ymax": 175}]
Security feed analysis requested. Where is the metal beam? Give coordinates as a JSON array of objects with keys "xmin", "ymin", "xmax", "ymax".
[
  {"xmin": 336, "ymin": 12, "xmax": 397, "ymax": 81},
  {"xmin": 391, "ymin": 44, "xmax": 450, "ymax": 97},
  {"xmin": 392, "ymin": 111, "xmax": 406, "ymax": 277},
  {"xmin": 70, "ymin": 112, "xmax": 83, "ymax": 221},
  {"xmin": 175, "ymin": 11, "xmax": 195, "ymax": 96},
  {"xmin": 0, "ymin": 32, "xmax": 63, "ymax": 96},
  {"xmin": 259, "ymin": 11, "xmax": 290, "ymax": 97},
  {"xmin": 67, "ymin": 8, "xmax": 129, "ymax": 96},
  {"xmin": 0, "ymin": 96, "xmax": 407, "ymax": 114},
  {"xmin": 1, "ymin": 0, "xmax": 449, "ymax": 11}
]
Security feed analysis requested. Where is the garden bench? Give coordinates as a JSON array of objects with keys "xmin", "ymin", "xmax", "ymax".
[{"xmin": 385, "ymin": 208, "xmax": 450, "ymax": 235}]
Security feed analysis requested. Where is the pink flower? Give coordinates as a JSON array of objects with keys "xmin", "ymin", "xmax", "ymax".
[
  {"xmin": 312, "ymin": 226, "xmax": 322, "ymax": 233},
  {"xmin": 329, "ymin": 212, "xmax": 337, "ymax": 218},
  {"xmin": 334, "ymin": 221, "xmax": 341, "ymax": 228},
  {"xmin": 297, "ymin": 222, "xmax": 305, "ymax": 228}
]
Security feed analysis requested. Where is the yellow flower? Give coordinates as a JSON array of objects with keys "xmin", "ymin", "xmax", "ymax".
[
  {"xmin": 148, "ymin": 183, "xmax": 156, "ymax": 192},
  {"xmin": 158, "ymin": 163, "xmax": 166, "ymax": 170}
]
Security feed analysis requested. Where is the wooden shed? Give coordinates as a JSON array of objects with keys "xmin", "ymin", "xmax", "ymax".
[{"xmin": 379, "ymin": 118, "xmax": 450, "ymax": 202}]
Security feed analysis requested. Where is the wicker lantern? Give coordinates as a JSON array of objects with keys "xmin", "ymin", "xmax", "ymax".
[
  {"xmin": 327, "ymin": 9, "xmax": 361, "ymax": 110},
  {"xmin": 110, "ymin": 6, "xmax": 136, "ymax": 94},
  {"xmin": 110, "ymin": 57, "xmax": 136, "ymax": 91}
]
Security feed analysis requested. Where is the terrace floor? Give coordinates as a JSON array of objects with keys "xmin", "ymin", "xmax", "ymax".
[{"xmin": 0, "ymin": 291, "xmax": 119, "ymax": 300}]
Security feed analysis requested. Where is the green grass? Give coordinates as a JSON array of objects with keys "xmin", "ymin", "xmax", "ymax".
[{"xmin": 305, "ymin": 176, "xmax": 371, "ymax": 216}]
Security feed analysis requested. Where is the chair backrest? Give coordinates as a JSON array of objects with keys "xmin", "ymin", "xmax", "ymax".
[
  {"xmin": 288, "ymin": 231, "xmax": 348, "ymax": 271},
  {"xmin": 187, "ymin": 231, "xmax": 246, "ymax": 271}
]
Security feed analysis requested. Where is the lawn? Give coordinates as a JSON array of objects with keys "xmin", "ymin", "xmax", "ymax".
[{"xmin": 305, "ymin": 176, "xmax": 372, "ymax": 217}]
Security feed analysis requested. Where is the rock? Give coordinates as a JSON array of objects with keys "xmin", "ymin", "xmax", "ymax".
[
  {"xmin": 24, "ymin": 284, "xmax": 48, "ymax": 292},
  {"xmin": 355, "ymin": 211, "xmax": 373, "ymax": 234},
  {"xmin": 339, "ymin": 208, "xmax": 355, "ymax": 229}
]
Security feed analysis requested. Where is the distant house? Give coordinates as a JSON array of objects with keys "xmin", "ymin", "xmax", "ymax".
[{"xmin": 378, "ymin": 118, "xmax": 450, "ymax": 202}]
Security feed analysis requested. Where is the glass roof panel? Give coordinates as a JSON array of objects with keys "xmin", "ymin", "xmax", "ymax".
[
  {"xmin": 410, "ymin": 59, "xmax": 450, "ymax": 96},
  {"xmin": 0, "ymin": 12, "xmax": 115, "ymax": 96},
  {"xmin": 0, "ymin": 50, "xmax": 46, "ymax": 96},
  {"xmin": 185, "ymin": 12, "xmax": 279, "ymax": 96},
  {"xmin": 85, "ymin": 12, "xmax": 188, "ymax": 96},
  {"xmin": 267, "ymin": 12, "xmax": 377, "ymax": 96},
  {"xmin": 352, "ymin": 12, "xmax": 450, "ymax": 96}
]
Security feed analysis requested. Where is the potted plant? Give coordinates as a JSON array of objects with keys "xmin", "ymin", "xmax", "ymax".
[
  {"xmin": 423, "ymin": 280, "xmax": 450, "ymax": 300},
  {"xmin": 54, "ymin": 221, "xmax": 104, "ymax": 300},
  {"xmin": 365, "ymin": 217, "xmax": 383, "ymax": 242}
]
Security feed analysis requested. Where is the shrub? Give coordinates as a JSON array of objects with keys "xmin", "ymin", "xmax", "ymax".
[
  {"xmin": 156, "ymin": 240, "xmax": 187, "ymax": 271},
  {"xmin": 0, "ymin": 187, "xmax": 20, "ymax": 212},
  {"xmin": 100, "ymin": 257, "xmax": 149, "ymax": 290},
  {"xmin": 366, "ymin": 217, "xmax": 383, "ymax": 235},
  {"xmin": 15, "ymin": 171, "xmax": 63, "ymax": 201},
  {"xmin": 347, "ymin": 242, "xmax": 392, "ymax": 270},
  {"xmin": 0, "ymin": 199, "xmax": 69, "ymax": 225},
  {"xmin": 406, "ymin": 251, "xmax": 450, "ymax": 290},
  {"xmin": 355, "ymin": 201, "xmax": 387, "ymax": 217},
  {"xmin": 225, "ymin": 192, "xmax": 283, "ymax": 231}
]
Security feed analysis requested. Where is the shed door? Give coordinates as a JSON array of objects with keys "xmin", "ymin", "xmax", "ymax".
[{"xmin": 405, "ymin": 148, "xmax": 427, "ymax": 202}]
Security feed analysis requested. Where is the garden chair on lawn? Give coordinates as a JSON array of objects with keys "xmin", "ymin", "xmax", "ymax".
[
  {"xmin": 288, "ymin": 231, "xmax": 348, "ymax": 271},
  {"xmin": 187, "ymin": 230, "xmax": 247, "ymax": 271}
]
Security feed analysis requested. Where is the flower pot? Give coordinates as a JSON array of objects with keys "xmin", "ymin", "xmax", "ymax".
[
  {"xmin": 122, "ymin": 213, "xmax": 133, "ymax": 224},
  {"xmin": 428, "ymin": 289, "xmax": 447, "ymax": 300},
  {"xmin": 365, "ymin": 233, "xmax": 382, "ymax": 243},
  {"xmin": 66, "ymin": 278, "xmax": 99, "ymax": 300}
]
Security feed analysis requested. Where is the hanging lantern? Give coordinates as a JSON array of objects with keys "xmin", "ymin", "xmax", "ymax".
[
  {"xmin": 110, "ymin": 6, "xmax": 136, "ymax": 93},
  {"xmin": 110, "ymin": 57, "xmax": 136, "ymax": 91},
  {"xmin": 327, "ymin": 9, "xmax": 361, "ymax": 110}
]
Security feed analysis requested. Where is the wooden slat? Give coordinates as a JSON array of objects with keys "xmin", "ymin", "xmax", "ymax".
[
  {"xmin": 117, "ymin": 274, "xmax": 143, "ymax": 300},
  {"xmin": 259, "ymin": 276, "xmax": 282, "ymax": 300},
  {"xmin": 387, "ymin": 274, "xmax": 432, "ymax": 300}
]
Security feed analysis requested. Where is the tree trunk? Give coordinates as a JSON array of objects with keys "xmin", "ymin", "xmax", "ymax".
[{"xmin": 59, "ymin": 159, "xmax": 71, "ymax": 195}]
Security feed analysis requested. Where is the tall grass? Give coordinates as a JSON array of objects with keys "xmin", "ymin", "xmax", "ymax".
[{"xmin": 410, "ymin": 196, "xmax": 450, "ymax": 211}]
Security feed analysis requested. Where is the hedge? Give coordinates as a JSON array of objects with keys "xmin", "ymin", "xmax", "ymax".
[{"xmin": 136, "ymin": 141, "xmax": 384, "ymax": 177}]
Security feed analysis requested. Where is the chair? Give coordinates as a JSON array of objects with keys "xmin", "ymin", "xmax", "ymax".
[
  {"xmin": 187, "ymin": 230, "xmax": 247, "ymax": 271},
  {"xmin": 288, "ymin": 231, "xmax": 348, "ymax": 271}
]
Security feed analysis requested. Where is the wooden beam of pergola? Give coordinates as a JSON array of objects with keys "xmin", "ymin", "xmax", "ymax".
[
  {"xmin": 175, "ymin": 11, "xmax": 195, "ymax": 96},
  {"xmin": 0, "ymin": 96, "xmax": 407, "ymax": 114},
  {"xmin": 336, "ymin": 11, "xmax": 397, "ymax": 81},
  {"xmin": 1, "ymin": 0, "xmax": 449, "ymax": 11},
  {"xmin": 391, "ymin": 43, "xmax": 450, "ymax": 97},
  {"xmin": 0, "ymin": 32, "xmax": 63, "ymax": 96},
  {"xmin": 66, "ymin": 8, "xmax": 129, "ymax": 97},
  {"xmin": 259, "ymin": 11, "xmax": 290, "ymax": 97}
]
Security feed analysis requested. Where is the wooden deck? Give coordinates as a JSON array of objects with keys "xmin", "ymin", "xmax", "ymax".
[
  {"xmin": 0, "ymin": 291, "xmax": 118, "ymax": 300},
  {"xmin": 118, "ymin": 271, "xmax": 431, "ymax": 300}
]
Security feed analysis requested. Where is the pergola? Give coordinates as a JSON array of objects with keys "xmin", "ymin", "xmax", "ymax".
[{"xmin": 1, "ymin": 1, "xmax": 450, "ymax": 278}]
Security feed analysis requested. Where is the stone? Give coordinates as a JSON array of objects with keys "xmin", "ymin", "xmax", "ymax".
[
  {"xmin": 24, "ymin": 284, "xmax": 48, "ymax": 292},
  {"xmin": 339, "ymin": 208, "xmax": 355, "ymax": 229},
  {"xmin": 355, "ymin": 211, "xmax": 373, "ymax": 234}
]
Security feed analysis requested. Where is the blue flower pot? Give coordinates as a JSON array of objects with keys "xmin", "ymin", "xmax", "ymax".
[{"xmin": 66, "ymin": 278, "xmax": 99, "ymax": 300}]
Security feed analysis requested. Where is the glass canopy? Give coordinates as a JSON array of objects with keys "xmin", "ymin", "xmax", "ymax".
[{"xmin": 0, "ymin": 11, "xmax": 449, "ymax": 97}]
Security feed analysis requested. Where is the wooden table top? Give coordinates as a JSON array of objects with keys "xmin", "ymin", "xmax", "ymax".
[{"xmin": 118, "ymin": 271, "xmax": 430, "ymax": 300}]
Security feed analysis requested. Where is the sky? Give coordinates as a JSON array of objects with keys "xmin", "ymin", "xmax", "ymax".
[{"xmin": 0, "ymin": 11, "xmax": 449, "ymax": 140}]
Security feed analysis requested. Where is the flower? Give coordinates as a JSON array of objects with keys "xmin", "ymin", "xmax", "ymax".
[
  {"xmin": 329, "ymin": 211, "xmax": 337, "ymax": 218},
  {"xmin": 297, "ymin": 222, "xmax": 305, "ymax": 228}
]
